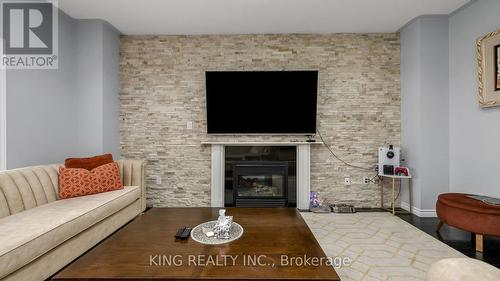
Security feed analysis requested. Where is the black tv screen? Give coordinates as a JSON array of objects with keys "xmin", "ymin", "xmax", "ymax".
[{"xmin": 206, "ymin": 71, "xmax": 318, "ymax": 134}]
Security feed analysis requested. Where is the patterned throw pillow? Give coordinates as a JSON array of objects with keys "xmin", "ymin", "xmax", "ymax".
[
  {"xmin": 58, "ymin": 168, "xmax": 95, "ymax": 199},
  {"xmin": 92, "ymin": 162, "xmax": 123, "ymax": 193},
  {"xmin": 59, "ymin": 162, "xmax": 123, "ymax": 199}
]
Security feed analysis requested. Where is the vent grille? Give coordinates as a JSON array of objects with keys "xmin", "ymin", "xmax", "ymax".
[{"xmin": 235, "ymin": 199, "xmax": 287, "ymax": 208}]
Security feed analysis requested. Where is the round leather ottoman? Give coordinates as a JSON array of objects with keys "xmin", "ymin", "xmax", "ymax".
[{"xmin": 436, "ymin": 193, "xmax": 500, "ymax": 252}]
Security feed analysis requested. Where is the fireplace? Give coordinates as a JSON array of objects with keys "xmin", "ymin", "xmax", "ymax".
[
  {"xmin": 233, "ymin": 162, "xmax": 288, "ymax": 207},
  {"xmin": 207, "ymin": 142, "xmax": 314, "ymax": 210},
  {"xmin": 224, "ymin": 146, "xmax": 297, "ymax": 208}
]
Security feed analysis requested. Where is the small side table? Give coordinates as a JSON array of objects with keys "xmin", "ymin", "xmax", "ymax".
[{"xmin": 380, "ymin": 174, "xmax": 413, "ymax": 215}]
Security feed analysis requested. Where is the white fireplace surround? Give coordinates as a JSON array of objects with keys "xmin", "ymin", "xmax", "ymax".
[{"xmin": 202, "ymin": 141, "xmax": 322, "ymax": 210}]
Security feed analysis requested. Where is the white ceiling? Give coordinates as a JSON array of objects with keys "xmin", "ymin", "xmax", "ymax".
[{"xmin": 58, "ymin": 0, "xmax": 469, "ymax": 35}]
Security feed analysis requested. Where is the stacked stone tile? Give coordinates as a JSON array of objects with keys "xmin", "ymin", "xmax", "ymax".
[{"xmin": 120, "ymin": 34, "xmax": 401, "ymax": 207}]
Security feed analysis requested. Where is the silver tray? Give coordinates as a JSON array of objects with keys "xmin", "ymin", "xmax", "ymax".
[{"xmin": 191, "ymin": 220, "xmax": 244, "ymax": 245}]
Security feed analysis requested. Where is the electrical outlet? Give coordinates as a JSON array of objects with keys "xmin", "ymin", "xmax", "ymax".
[
  {"xmin": 344, "ymin": 177, "xmax": 351, "ymax": 185},
  {"xmin": 363, "ymin": 177, "xmax": 371, "ymax": 184},
  {"xmin": 153, "ymin": 175, "xmax": 162, "ymax": 185},
  {"xmin": 187, "ymin": 121, "xmax": 193, "ymax": 130}
]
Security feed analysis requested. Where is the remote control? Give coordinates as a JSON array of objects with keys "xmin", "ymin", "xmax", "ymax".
[
  {"xmin": 181, "ymin": 227, "xmax": 191, "ymax": 239},
  {"xmin": 175, "ymin": 227, "xmax": 191, "ymax": 240},
  {"xmin": 175, "ymin": 228, "xmax": 184, "ymax": 238}
]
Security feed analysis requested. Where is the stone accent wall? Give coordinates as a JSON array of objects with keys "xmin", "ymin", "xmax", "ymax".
[{"xmin": 120, "ymin": 34, "xmax": 401, "ymax": 208}]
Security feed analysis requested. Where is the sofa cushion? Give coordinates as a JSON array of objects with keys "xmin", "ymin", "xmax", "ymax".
[
  {"xmin": 58, "ymin": 163, "xmax": 124, "ymax": 199},
  {"xmin": 92, "ymin": 162, "xmax": 124, "ymax": 192},
  {"xmin": 65, "ymin": 153, "xmax": 114, "ymax": 171},
  {"xmin": 0, "ymin": 186, "xmax": 140, "ymax": 279},
  {"xmin": 58, "ymin": 167, "xmax": 95, "ymax": 199},
  {"xmin": 0, "ymin": 164, "xmax": 61, "ymax": 218}
]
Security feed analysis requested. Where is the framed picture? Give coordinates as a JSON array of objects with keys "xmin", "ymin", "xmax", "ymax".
[{"xmin": 477, "ymin": 29, "xmax": 500, "ymax": 108}]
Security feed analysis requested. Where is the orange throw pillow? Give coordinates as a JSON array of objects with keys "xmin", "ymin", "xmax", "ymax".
[
  {"xmin": 58, "ymin": 168, "xmax": 95, "ymax": 199},
  {"xmin": 64, "ymin": 154, "xmax": 114, "ymax": 171},
  {"xmin": 92, "ymin": 162, "xmax": 124, "ymax": 192},
  {"xmin": 59, "ymin": 162, "xmax": 124, "ymax": 199}
]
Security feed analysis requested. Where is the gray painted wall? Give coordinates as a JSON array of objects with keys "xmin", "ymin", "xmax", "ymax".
[
  {"xmin": 419, "ymin": 16, "xmax": 449, "ymax": 210},
  {"xmin": 400, "ymin": 16, "xmax": 450, "ymax": 211},
  {"xmin": 5, "ymin": 8, "xmax": 121, "ymax": 168},
  {"xmin": 76, "ymin": 21, "xmax": 121, "ymax": 159},
  {"xmin": 6, "ymin": 11, "xmax": 79, "ymax": 168},
  {"xmin": 76, "ymin": 21, "xmax": 104, "ymax": 157},
  {"xmin": 400, "ymin": 19, "xmax": 422, "ymax": 209},
  {"xmin": 401, "ymin": 0, "xmax": 500, "ymax": 214},
  {"xmin": 102, "ymin": 23, "xmax": 121, "ymax": 159},
  {"xmin": 449, "ymin": 0, "xmax": 500, "ymax": 197}
]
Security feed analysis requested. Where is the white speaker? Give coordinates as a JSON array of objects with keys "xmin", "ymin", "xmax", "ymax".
[{"xmin": 378, "ymin": 146, "xmax": 400, "ymax": 176}]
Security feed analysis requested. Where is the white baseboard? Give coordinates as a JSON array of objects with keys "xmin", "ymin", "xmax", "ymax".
[{"xmin": 401, "ymin": 201, "xmax": 437, "ymax": 217}]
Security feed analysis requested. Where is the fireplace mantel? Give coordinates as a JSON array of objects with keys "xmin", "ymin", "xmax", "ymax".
[
  {"xmin": 204, "ymin": 141, "xmax": 320, "ymax": 210},
  {"xmin": 201, "ymin": 141, "xmax": 323, "ymax": 146}
]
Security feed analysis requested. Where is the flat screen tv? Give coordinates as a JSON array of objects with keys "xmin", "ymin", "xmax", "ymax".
[{"xmin": 206, "ymin": 71, "xmax": 318, "ymax": 134}]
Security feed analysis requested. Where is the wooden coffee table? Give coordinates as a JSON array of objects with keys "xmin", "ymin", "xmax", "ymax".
[{"xmin": 52, "ymin": 208, "xmax": 340, "ymax": 280}]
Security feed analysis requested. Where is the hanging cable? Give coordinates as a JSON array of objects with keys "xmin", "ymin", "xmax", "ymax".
[{"xmin": 316, "ymin": 130, "xmax": 374, "ymax": 171}]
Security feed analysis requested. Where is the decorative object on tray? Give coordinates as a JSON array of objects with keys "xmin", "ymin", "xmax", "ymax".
[
  {"xmin": 191, "ymin": 209, "xmax": 244, "ymax": 245},
  {"xmin": 477, "ymin": 29, "xmax": 500, "ymax": 108},
  {"xmin": 214, "ymin": 209, "xmax": 232, "ymax": 239}
]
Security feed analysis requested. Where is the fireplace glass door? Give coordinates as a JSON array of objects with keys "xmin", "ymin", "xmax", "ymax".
[
  {"xmin": 233, "ymin": 162, "xmax": 288, "ymax": 207},
  {"xmin": 237, "ymin": 174, "xmax": 284, "ymax": 197}
]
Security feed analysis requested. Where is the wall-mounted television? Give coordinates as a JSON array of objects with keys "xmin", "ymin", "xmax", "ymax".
[{"xmin": 205, "ymin": 71, "xmax": 318, "ymax": 134}]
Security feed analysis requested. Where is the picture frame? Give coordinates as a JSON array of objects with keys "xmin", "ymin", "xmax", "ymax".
[{"xmin": 477, "ymin": 29, "xmax": 500, "ymax": 108}]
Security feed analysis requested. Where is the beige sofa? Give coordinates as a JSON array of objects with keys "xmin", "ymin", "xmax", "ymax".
[{"xmin": 0, "ymin": 160, "xmax": 146, "ymax": 281}]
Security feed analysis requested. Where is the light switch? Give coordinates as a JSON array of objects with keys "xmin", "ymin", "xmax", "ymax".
[{"xmin": 187, "ymin": 121, "xmax": 193, "ymax": 130}]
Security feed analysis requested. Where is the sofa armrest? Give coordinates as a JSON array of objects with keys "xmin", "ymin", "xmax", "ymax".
[{"xmin": 116, "ymin": 159, "xmax": 146, "ymax": 212}]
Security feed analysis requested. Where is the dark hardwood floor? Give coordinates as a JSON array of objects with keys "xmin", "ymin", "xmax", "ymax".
[{"xmin": 396, "ymin": 210, "xmax": 500, "ymax": 269}]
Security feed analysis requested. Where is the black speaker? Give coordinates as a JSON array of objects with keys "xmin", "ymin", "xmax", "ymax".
[{"xmin": 383, "ymin": 165, "xmax": 394, "ymax": 175}]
